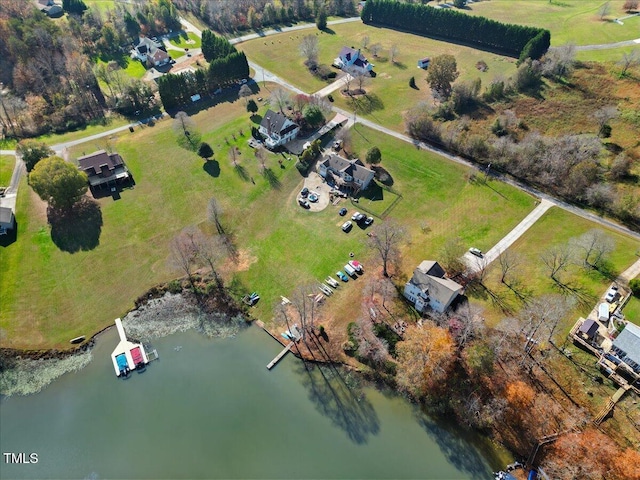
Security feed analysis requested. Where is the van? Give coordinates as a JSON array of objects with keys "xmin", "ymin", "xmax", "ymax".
[
  {"xmin": 344, "ymin": 264, "xmax": 357, "ymax": 277},
  {"xmin": 598, "ymin": 303, "xmax": 610, "ymax": 323}
]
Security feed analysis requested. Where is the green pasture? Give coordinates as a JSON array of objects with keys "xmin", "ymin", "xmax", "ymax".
[
  {"xmin": 463, "ymin": 0, "xmax": 640, "ymax": 46},
  {"xmin": 169, "ymin": 31, "xmax": 202, "ymax": 49},
  {"xmin": 472, "ymin": 207, "xmax": 640, "ymax": 333}
]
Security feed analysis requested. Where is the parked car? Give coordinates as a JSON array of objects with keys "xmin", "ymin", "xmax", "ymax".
[
  {"xmin": 300, "ymin": 187, "xmax": 309, "ymax": 197},
  {"xmin": 336, "ymin": 271, "xmax": 349, "ymax": 282},
  {"xmin": 298, "ymin": 198, "xmax": 310, "ymax": 208},
  {"xmin": 351, "ymin": 211, "xmax": 361, "ymax": 221},
  {"xmin": 341, "ymin": 221, "xmax": 353, "ymax": 232},
  {"xmin": 333, "ymin": 140, "xmax": 343, "ymax": 150},
  {"xmin": 213, "ymin": 88, "xmax": 223, "ymax": 95},
  {"xmin": 469, "ymin": 247, "xmax": 483, "ymax": 257},
  {"xmin": 364, "ymin": 216, "xmax": 374, "ymax": 226},
  {"xmin": 605, "ymin": 285, "xmax": 619, "ymax": 303},
  {"xmin": 339, "ymin": 207, "xmax": 347, "ymax": 216},
  {"xmin": 239, "ymin": 78, "xmax": 248, "ymax": 85}
]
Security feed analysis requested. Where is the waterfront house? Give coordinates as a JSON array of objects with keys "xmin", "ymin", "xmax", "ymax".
[{"xmin": 404, "ymin": 260, "xmax": 464, "ymax": 313}]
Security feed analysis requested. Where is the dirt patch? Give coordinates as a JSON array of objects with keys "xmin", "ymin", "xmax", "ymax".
[{"xmin": 220, "ymin": 248, "xmax": 257, "ymax": 274}]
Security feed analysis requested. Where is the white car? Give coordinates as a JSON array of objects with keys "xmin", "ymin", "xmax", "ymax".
[
  {"xmin": 469, "ymin": 247, "xmax": 483, "ymax": 257},
  {"xmin": 605, "ymin": 285, "xmax": 618, "ymax": 303},
  {"xmin": 351, "ymin": 211, "xmax": 362, "ymax": 221}
]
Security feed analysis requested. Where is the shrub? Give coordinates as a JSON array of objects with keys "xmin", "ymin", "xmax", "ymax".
[
  {"xmin": 630, "ymin": 279, "xmax": 640, "ymax": 296},
  {"xmin": 168, "ymin": 280, "xmax": 183, "ymax": 294},
  {"xmin": 409, "ymin": 76, "xmax": 416, "ymax": 89}
]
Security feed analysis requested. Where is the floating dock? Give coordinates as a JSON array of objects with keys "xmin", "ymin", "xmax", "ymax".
[{"xmin": 110, "ymin": 318, "xmax": 149, "ymax": 377}]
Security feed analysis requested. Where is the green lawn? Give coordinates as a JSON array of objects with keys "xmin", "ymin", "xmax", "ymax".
[
  {"xmin": 35, "ymin": 116, "xmax": 130, "ymax": 148},
  {"xmin": 472, "ymin": 207, "xmax": 640, "ymax": 332},
  {"xmin": 348, "ymin": 124, "xmax": 537, "ymax": 273},
  {"xmin": 576, "ymin": 45, "xmax": 640, "ymax": 64},
  {"xmin": 169, "ymin": 32, "xmax": 201, "ymax": 49},
  {"xmin": 0, "ymin": 155, "xmax": 14, "ymax": 187},
  {"xmin": 84, "ymin": 0, "xmax": 116, "ymax": 14},
  {"xmin": 463, "ymin": 0, "xmax": 640, "ymax": 46},
  {"xmin": 624, "ymin": 294, "xmax": 640, "ymax": 325},
  {"xmin": 0, "ymin": 94, "xmax": 538, "ymax": 349},
  {"xmin": 240, "ymin": 22, "xmax": 518, "ymax": 131}
]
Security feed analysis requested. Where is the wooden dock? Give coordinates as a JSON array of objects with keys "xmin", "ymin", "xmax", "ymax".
[{"xmin": 267, "ymin": 342, "xmax": 294, "ymax": 370}]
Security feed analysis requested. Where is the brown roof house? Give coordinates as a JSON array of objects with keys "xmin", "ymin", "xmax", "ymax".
[
  {"xmin": 133, "ymin": 37, "xmax": 170, "ymax": 68},
  {"xmin": 404, "ymin": 261, "xmax": 464, "ymax": 313},
  {"xmin": 77, "ymin": 150, "xmax": 130, "ymax": 188},
  {"xmin": 318, "ymin": 153, "xmax": 374, "ymax": 194}
]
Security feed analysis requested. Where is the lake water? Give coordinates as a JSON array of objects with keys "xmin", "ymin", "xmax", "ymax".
[{"xmin": 0, "ymin": 326, "xmax": 506, "ymax": 479}]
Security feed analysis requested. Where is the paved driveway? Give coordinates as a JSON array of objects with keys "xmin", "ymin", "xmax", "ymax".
[{"xmin": 301, "ymin": 172, "xmax": 333, "ymax": 212}]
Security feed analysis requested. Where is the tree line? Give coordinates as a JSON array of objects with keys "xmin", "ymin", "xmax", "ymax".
[
  {"xmin": 158, "ymin": 32, "xmax": 249, "ymax": 110},
  {"xmin": 172, "ymin": 0, "xmax": 356, "ymax": 34},
  {"xmin": 361, "ymin": 0, "xmax": 550, "ymax": 61}
]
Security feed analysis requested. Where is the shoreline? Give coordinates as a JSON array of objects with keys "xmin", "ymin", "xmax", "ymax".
[{"xmin": 0, "ymin": 280, "xmax": 250, "ymax": 397}]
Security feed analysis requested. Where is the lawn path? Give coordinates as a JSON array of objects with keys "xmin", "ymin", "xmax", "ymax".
[
  {"xmin": 619, "ymin": 258, "xmax": 640, "ymax": 283},
  {"xmin": 463, "ymin": 199, "xmax": 554, "ymax": 273}
]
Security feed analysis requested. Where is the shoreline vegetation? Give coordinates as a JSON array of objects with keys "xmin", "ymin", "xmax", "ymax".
[{"xmin": 0, "ymin": 276, "xmax": 250, "ymax": 397}]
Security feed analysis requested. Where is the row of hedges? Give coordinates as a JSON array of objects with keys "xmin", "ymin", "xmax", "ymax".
[{"xmin": 361, "ymin": 0, "xmax": 550, "ymax": 61}]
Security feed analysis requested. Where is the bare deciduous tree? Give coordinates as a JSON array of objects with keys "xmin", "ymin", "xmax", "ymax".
[
  {"xmin": 570, "ymin": 229, "xmax": 614, "ymax": 270},
  {"xmin": 228, "ymin": 147, "xmax": 239, "ymax": 167},
  {"xmin": 299, "ymin": 34, "xmax": 319, "ymax": 68},
  {"xmin": 352, "ymin": 69, "xmax": 369, "ymax": 93},
  {"xmin": 291, "ymin": 284, "xmax": 322, "ymax": 341},
  {"xmin": 498, "ymin": 250, "xmax": 522, "ymax": 285},
  {"xmin": 207, "ymin": 197, "xmax": 225, "ymax": 235},
  {"xmin": 170, "ymin": 227, "xmax": 199, "ymax": 289},
  {"xmin": 254, "ymin": 145, "xmax": 267, "ymax": 171},
  {"xmin": 360, "ymin": 35, "xmax": 370, "ymax": 51},
  {"xmin": 598, "ymin": 1, "xmax": 611, "ymax": 20},
  {"xmin": 238, "ymin": 84, "xmax": 252, "ymax": 104},
  {"xmin": 439, "ymin": 236, "xmax": 466, "ymax": 277},
  {"xmin": 366, "ymin": 220, "xmax": 406, "ymax": 277},
  {"xmin": 389, "ymin": 44, "xmax": 399, "ymax": 64},
  {"xmin": 269, "ymin": 87, "xmax": 290, "ymax": 114},
  {"xmin": 540, "ymin": 244, "xmax": 574, "ymax": 282},
  {"xmin": 369, "ymin": 43, "xmax": 382, "ymax": 58},
  {"xmin": 520, "ymin": 294, "xmax": 573, "ymax": 348},
  {"xmin": 618, "ymin": 49, "xmax": 640, "ymax": 76},
  {"xmin": 541, "ymin": 44, "xmax": 576, "ymax": 79},
  {"xmin": 594, "ymin": 105, "xmax": 618, "ymax": 136}
]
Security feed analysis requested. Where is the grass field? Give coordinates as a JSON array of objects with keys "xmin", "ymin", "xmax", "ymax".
[
  {"xmin": 0, "ymin": 155, "xmax": 14, "ymax": 187},
  {"xmin": 575, "ymin": 45, "xmax": 640, "ymax": 63},
  {"xmin": 35, "ymin": 116, "xmax": 131, "ymax": 148},
  {"xmin": 623, "ymin": 293, "xmax": 640, "ymax": 325},
  {"xmin": 463, "ymin": 0, "xmax": 640, "ymax": 46},
  {"xmin": 471, "ymin": 207, "xmax": 640, "ymax": 332},
  {"xmin": 0, "ymin": 93, "xmax": 539, "ymax": 349},
  {"xmin": 240, "ymin": 22, "xmax": 518, "ymax": 130},
  {"xmin": 84, "ymin": 0, "xmax": 116, "ymax": 14}
]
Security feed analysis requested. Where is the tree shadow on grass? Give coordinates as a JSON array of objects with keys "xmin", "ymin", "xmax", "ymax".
[
  {"xmin": 234, "ymin": 164, "xmax": 250, "ymax": 182},
  {"xmin": 262, "ymin": 167, "xmax": 281, "ymax": 190},
  {"xmin": 414, "ymin": 410, "xmax": 495, "ymax": 479},
  {"xmin": 203, "ymin": 159, "xmax": 220, "ymax": 177},
  {"xmin": 48, "ymin": 197, "xmax": 102, "ymax": 253},
  {"xmin": 372, "ymin": 166, "xmax": 394, "ymax": 186},
  {"xmin": 293, "ymin": 359, "xmax": 380, "ymax": 444}
]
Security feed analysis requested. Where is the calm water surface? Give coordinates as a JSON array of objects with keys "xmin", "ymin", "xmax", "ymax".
[{"xmin": 0, "ymin": 327, "xmax": 505, "ymax": 479}]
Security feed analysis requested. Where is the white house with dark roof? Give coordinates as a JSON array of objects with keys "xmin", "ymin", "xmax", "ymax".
[
  {"xmin": 77, "ymin": 150, "xmax": 130, "ymax": 188},
  {"xmin": 404, "ymin": 261, "xmax": 464, "ymax": 313},
  {"xmin": 317, "ymin": 154, "xmax": 374, "ymax": 193},
  {"xmin": 335, "ymin": 46, "xmax": 373, "ymax": 74},
  {"xmin": 133, "ymin": 37, "xmax": 170, "ymax": 68},
  {"xmin": 259, "ymin": 109, "xmax": 300, "ymax": 149}
]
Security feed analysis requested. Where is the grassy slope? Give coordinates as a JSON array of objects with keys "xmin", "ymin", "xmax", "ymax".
[
  {"xmin": 473, "ymin": 207, "xmax": 640, "ymax": 331},
  {"xmin": 35, "ymin": 116, "xmax": 131, "ymax": 148},
  {"xmin": 0, "ymin": 98, "xmax": 537, "ymax": 349},
  {"xmin": 0, "ymin": 155, "xmax": 15, "ymax": 187},
  {"xmin": 463, "ymin": 0, "xmax": 640, "ymax": 46}
]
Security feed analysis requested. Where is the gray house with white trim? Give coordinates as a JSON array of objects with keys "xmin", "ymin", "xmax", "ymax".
[{"xmin": 404, "ymin": 261, "xmax": 464, "ymax": 313}]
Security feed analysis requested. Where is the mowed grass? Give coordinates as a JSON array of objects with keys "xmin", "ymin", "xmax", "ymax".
[
  {"xmin": 576, "ymin": 45, "xmax": 640, "ymax": 63},
  {"xmin": 240, "ymin": 22, "xmax": 518, "ymax": 130},
  {"xmin": 624, "ymin": 295, "xmax": 640, "ymax": 325},
  {"xmin": 35, "ymin": 116, "xmax": 131, "ymax": 148},
  {"xmin": 463, "ymin": 0, "xmax": 640, "ymax": 46},
  {"xmin": 169, "ymin": 31, "xmax": 201, "ymax": 49},
  {"xmin": 0, "ymin": 155, "xmax": 15, "ymax": 187},
  {"xmin": 84, "ymin": 0, "xmax": 116, "ymax": 14},
  {"xmin": 472, "ymin": 208, "xmax": 640, "ymax": 331},
  {"xmin": 348, "ymin": 124, "xmax": 537, "ymax": 274}
]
